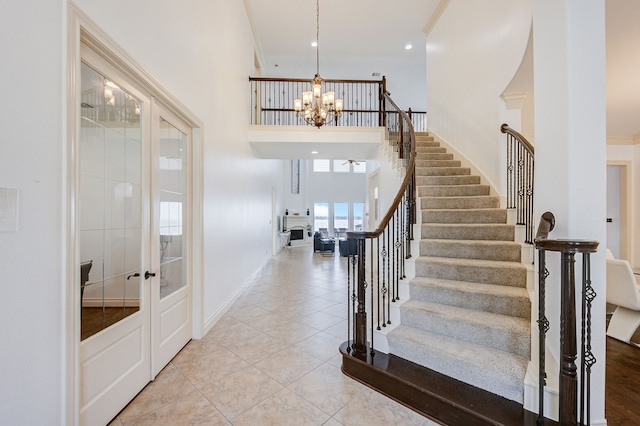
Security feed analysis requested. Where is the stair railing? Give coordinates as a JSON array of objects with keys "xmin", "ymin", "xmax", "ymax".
[
  {"xmin": 501, "ymin": 123, "xmax": 535, "ymax": 243},
  {"xmin": 534, "ymin": 212, "xmax": 599, "ymax": 425},
  {"xmin": 249, "ymin": 76, "xmax": 427, "ymax": 131},
  {"xmin": 345, "ymin": 92, "xmax": 417, "ymax": 359}
]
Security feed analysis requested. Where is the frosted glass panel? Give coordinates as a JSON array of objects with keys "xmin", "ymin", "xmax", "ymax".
[
  {"xmin": 80, "ymin": 62, "xmax": 142, "ymax": 340},
  {"xmin": 158, "ymin": 117, "xmax": 188, "ymax": 299}
]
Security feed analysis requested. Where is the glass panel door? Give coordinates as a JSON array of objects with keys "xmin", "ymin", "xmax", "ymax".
[
  {"xmin": 79, "ymin": 62, "xmax": 143, "ymax": 340},
  {"xmin": 158, "ymin": 118, "xmax": 188, "ymax": 299}
]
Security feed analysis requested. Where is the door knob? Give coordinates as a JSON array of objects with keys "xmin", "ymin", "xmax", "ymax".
[
  {"xmin": 127, "ymin": 273, "xmax": 140, "ymax": 280},
  {"xmin": 145, "ymin": 271, "xmax": 156, "ymax": 280}
]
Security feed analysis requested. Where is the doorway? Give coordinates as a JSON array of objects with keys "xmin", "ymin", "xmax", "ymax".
[
  {"xmin": 77, "ymin": 42, "xmax": 193, "ymax": 425},
  {"xmin": 606, "ymin": 162, "xmax": 631, "ymax": 261}
]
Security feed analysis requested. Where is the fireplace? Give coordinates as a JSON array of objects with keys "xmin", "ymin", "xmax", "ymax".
[{"xmin": 284, "ymin": 216, "xmax": 311, "ymax": 246}]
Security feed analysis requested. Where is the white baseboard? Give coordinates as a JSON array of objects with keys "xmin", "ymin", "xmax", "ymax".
[{"xmin": 201, "ymin": 261, "xmax": 269, "ymax": 336}]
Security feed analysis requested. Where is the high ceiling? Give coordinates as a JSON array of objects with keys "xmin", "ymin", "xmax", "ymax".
[
  {"xmin": 244, "ymin": 0, "xmax": 441, "ymax": 111},
  {"xmin": 245, "ymin": 0, "xmax": 640, "ymax": 137}
]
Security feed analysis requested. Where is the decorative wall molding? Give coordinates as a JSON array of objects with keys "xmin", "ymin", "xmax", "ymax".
[
  {"xmin": 501, "ymin": 92, "xmax": 528, "ymax": 109},
  {"xmin": 424, "ymin": 0, "xmax": 451, "ymax": 37}
]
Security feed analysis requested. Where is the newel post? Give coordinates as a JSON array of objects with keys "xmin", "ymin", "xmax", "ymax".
[
  {"xmin": 560, "ymin": 251, "xmax": 578, "ymax": 424},
  {"xmin": 353, "ymin": 235, "xmax": 368, "ymax": 357}
]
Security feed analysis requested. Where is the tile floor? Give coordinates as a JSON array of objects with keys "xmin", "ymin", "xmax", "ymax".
[{"xmin": 109, "ymin": 245, "xmax": 437, "ymax": 425}]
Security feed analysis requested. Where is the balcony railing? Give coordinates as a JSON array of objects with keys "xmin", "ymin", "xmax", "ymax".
[{"xmin": 249, "ymin": 76, "xmax": 426, "ymax": 131}]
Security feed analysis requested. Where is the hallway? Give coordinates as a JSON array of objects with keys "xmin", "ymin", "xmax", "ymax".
[{"xmin": 109, "ymin": 246, "xmax": 435, "ymax": 425}]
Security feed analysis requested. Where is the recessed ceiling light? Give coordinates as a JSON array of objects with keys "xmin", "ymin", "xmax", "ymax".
[
  {"xmin": 405, "ymin": 44, "xmax": 413, "ymax": 50},
  {"xmin": 311, "ymin": 151, "xmax": 318, "ymax": 154},
  {"xmin": 311, "ymin": 41, "xmax": 318, "ymax": 47}
]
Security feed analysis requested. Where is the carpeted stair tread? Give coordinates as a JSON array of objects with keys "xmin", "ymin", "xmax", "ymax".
[
  {"xmin": 420, "ymin": 239, "xmax": 521, "ymax": 262},
  {"xmin": 421, "ymin": 195, "xmax": 500, "ymax": 209},
  {"xmin": 416, "ymin": 147, "xmax": 447, "ymax": 154},
  {"xmin": 418, "ymin": 184, "xmax": 490, "ymax": 197},
  {"xmin": 421, "ymin": 208, "xmax": 507, "ymax": 224},
  {"xmin": 417, "ymin": 166, "xmax": 471, "ymax": 176},
  {"xmin": 415, "ymin": 256, "xmax": 526, "ymax": 287},
  {"xmin": 416, "ymin": 153, "xmax": 453, "ymax": 161},
  {"xmin": 416, "ymin": 141, "xmax": 440, "ymax": 148},
  {"xmin": 387, "ymin": 325, "xmax": 527, "ymax": 403},
  {"xmin": 399, "ymin": 299, "xmax": 530, "ymax": 358},
  {"xmin": 416, "ymin": 159, "xmax": 462, "ymax": 168},
  {"xmin": 421, "ymin": 223, "xmax": 515, "ymax": 241},
  {"xmin": 408, "ymin": 276, "xmax": 530, "ymax": 319},
  {"xmin": 416, "ymin": 175, "xmax": 481, "ymax": 186}
]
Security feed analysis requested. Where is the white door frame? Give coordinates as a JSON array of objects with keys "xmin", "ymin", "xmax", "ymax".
[
  {"xmin": 67, "ymin": 6, "xmax": 204, "ymax": 424},
  {"xmin": 607, "ymin": 160, "xmax": 632, "ymax": 261}
]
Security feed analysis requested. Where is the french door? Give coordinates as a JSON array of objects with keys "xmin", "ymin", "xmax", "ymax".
[{"xmin": 78, "ymin": 44, "xmax": 191, "ymax": 425}]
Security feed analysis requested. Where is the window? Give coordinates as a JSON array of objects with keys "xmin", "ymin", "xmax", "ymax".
[
  {"xmin": 313, "ymin": 159, "xmax": 330, "ymax": 172},
  {"xmin": 333, "ymin": 160, "xmax": 350, "ymax": 173},
  {"xmin": 353, "ymin": 161, "xmax": 366, "ymax": 173},
  {"xmin": 354, "ymin": 202, "xmax": 364, "ymax": 231},
  {"xmin": 334, "ymin": 203, "xmax": 348, "ymax": 236},
  {"xmin": 313, "ymin": 202, "xmax": 365, "ymax": 236},
  {"xmin": 314, "ymin": 202, "xmax": 329, "ymax": 232}
]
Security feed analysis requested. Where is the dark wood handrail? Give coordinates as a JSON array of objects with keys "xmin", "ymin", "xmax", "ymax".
[
  {"xmin": 249, "ymin": 76, "xmax": 385, "ymax": 84},
  {"xmin": 535, "ymin": 211, "xmax": 555, "ymax": 241},
  {"xmin": 501, "ymin": 123, "xmax": 534, "ymax": 155},
  {"xmin": 346, "ymin": 92, "xmax": 417, "ymax": 240}
]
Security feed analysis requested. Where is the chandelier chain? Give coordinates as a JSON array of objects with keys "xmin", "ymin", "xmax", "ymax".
[{"xmin": 316, "ymin": 0, "xmax": 320, "ymax": 76}]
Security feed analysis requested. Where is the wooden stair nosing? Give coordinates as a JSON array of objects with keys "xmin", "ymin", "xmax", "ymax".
[{"xmin": 340, "ymin": 342, "xmax": 557, "ymax": 426}]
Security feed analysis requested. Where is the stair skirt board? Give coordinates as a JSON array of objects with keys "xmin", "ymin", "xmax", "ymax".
[{"xmin": 340, "ymin": 342, "xmax": 557, "ymax": 426}]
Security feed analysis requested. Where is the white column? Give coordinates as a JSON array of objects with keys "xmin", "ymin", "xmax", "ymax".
[{"xmin": 533, "ymin": 0, "xmax": 606, "ymax": 423}]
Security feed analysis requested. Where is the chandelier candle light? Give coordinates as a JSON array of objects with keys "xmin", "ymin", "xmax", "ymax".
[{"xmin": 294, "ymin": 0, "xmax": 343, "ymax": 128}]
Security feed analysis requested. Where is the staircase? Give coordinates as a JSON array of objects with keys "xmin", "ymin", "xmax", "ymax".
[{"xmin": 384, "ymin": 132, "xmax": 531, "ymax": 404}]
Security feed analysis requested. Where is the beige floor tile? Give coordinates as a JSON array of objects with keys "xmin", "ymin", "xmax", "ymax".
[
  {"xmin": 333, "ymin": 388, "xmax": 426, "ymax": 426},
  {"xmin": 288, "ymin": 363, "xmax": 365, "ymax": 416},
  {"xmin": 322, "ymin": 419, "xmax": 345, "ymax": 426},
  {"xmin": 326, "ymin": 353, "xmax": 344, "ymax": 369},
  {"xmin": 321, "ymin": 303, "xmax": 348, "ymax": 319},
  {"xmin": 299, "ymin": 311, "xmax": 344, "ymax": 331},
  {"xmin": 264, "ymin": 321, "xmax": 320, "ymax": 345},
  {"xmin": 200, "ymin": 366, "xmax": 283, "ymax": 420},
  {"xmin": 248, "ymin": 312, "xmax": 292, "ymax": 331},
  {"xmin": 176, "ymin": 348, "xmax": 250, "ymax": 389},
  {"xmin": 124, "ymin": 392, "xmax": 227, "ymax": 426},
  {"xmin": 205, "ymin": 316, "xmax": 241, "ymax": 335},
  {"xmin": 223, "ymin": 332, "xmax": 289, "ymax": 364},
  {"xmin": 293, "ymin": 331, "xmax": 345, "ymax": 361},
  {"xmin": 225, "ymin": 305, "xmax": 273, "ymax": 324},
  {"xmin": 254, "ymin": 346, "xmax": 323, "ymax": 385},
  {"xmin": 206, "ymin": 322, "xmax": 264, "ymax": 347},
  {"xmin": 323, "ymin": 320, "xmax": 348, "ymax": 339},
  {"xmin": 170, "ymin": 338, "xmax": 224, "ymax": 366},
  {"xmin": 230, "ymin": 388, "xmax": 330, "ymax": 426},
  {"xmin": 118, "ymin": 364, "xmax": 197, "ymax": 423}
]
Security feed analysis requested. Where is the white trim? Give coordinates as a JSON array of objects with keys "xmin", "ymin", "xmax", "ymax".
[
  {"xmin": 501, "ymin": 92, "xmax": 529, "ymax": 110},
  {"xmin": 607, "ymin": 135, "xmax": 635, "ymax": 146},
  {"xmin": 424, "ymin": 0, "xmax": 451, "ymax": 37},
  {"xmin": 67, "ymin": 4, "xmax": 206, "ymax": 423}
]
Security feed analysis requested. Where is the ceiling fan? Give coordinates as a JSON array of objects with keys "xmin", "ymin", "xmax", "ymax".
[{"xmin": 342, "ymin": 160, "xmax": 360, "ymax": 165}]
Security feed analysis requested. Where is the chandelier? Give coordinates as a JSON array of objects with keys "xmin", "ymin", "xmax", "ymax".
[{"xmin": 293, "ymin": 0, "xmax": 343, "ymax": 128}]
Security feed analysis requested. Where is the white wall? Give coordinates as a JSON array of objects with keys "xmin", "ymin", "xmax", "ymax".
[
  {"xmin": 426, "ymin": 0, "xmax": 532, "ymax": 193},
  {"xmin": 533, "ymin": 0, "xmax": 607, "ymax": 421},
  {"xmin": 0, "ymin": 1, "xmax": 66, "ymax": 423},
  {"xmin": 0, "ymin": 1, "xmax": 285, "ymax": 424}
]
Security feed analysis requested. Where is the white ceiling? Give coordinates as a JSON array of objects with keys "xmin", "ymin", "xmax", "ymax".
[
  {"xmin": 246, "ymin": 0, "xmax": 640, "ymax": 137},
  {"xmin": 244, "ymin": 0, "xmax": 441, "ymax": 111}
]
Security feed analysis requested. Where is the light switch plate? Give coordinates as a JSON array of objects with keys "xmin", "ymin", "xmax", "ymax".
[{"xmin": 0, "ymin": 187, "xmax": 19, "ymax": 232}]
